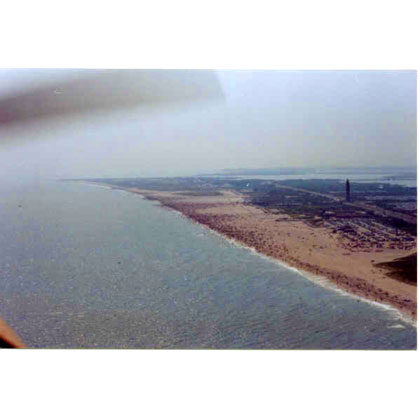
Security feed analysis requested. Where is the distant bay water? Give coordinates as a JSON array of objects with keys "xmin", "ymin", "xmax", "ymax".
[
  {"xmin": 206, "ymin": 168, "xmax": 417, "ymax": 188},
  {"xmin": 0, "ymin": 181, "xmax": 416, "ymax": 349}
]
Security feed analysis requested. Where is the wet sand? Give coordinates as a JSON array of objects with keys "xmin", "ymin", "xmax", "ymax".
[{"xmin": 122, "ymin": 187, "xmax": 417, "ymax": 321}]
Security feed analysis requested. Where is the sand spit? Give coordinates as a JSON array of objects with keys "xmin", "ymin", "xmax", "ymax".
[{"xmin": 114, "ymin": 187, "xmax": 416, "ymax": 322}]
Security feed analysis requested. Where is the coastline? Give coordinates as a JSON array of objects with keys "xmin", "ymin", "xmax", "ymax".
[
  {"xmin": 79, "ymin": 181, "xmax": 417, "ymax": 323},
  {"xmin": 110, "ymin": 184, "xmax": 416, "ymax": 322}
]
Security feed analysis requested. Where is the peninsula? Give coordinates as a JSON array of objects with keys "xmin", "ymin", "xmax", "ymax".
[{"xmin": 75, "ymin": 176, "xmax": 417, "ymax": 320}]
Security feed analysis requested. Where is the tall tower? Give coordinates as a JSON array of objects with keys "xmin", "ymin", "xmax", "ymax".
[{"xmin": 346, "ymin": 179, "xmax": 350, "ymax": 201}]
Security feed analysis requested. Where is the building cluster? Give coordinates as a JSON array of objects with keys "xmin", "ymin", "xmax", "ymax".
[{"xmin": 323, "ymin": 218, "xmax": 416, "ymax": 252}]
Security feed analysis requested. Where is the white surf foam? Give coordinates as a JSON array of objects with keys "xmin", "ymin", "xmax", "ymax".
[{"xmin": 90, "ymin": 184, "xmax": 417, "ymax": 328}]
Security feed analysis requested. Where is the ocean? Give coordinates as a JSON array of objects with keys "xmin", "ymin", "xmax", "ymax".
[{"xmin": 0, "ymin": 181, "xmax": 416, "ymax": 349}]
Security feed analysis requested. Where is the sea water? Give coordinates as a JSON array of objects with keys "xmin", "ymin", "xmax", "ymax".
[{"xmin": 0, "ymin": 181, "xmax": 416, "ymax": 349}]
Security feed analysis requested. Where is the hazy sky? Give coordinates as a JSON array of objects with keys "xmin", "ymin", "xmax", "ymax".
[{"xmin": 0, "ymin": 70, "xmax": 416, "ymax": 181}]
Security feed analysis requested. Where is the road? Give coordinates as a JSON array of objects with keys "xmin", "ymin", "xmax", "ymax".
[{"xmin": 276, "ymin": 185, "xmax": 416, "ymax": 225}]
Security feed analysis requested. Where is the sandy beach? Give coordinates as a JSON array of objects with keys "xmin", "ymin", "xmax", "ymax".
[{"xmin": 120, "ymin": 187, "xmax": 417, "ymax": 321}]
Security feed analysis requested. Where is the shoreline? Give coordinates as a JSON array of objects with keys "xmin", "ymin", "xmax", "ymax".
[
  {"xmin": 168, "ymin": 204, "xmax": 415, "ymax": 325},
  {"xmin": 80, "ymin": 182, "xmax": 417, "ymax": 323}
]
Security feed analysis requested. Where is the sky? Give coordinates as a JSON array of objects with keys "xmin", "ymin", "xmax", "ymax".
[{"xmin": 0, "ymin": 70, "xmax": 416, "ymax": 181}]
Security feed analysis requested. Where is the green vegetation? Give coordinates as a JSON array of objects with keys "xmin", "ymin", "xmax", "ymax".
[{"xmin": 376, "ymin": 253, "xmax": 417, "ymax": 285}]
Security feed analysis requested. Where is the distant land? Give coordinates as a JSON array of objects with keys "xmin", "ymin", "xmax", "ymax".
[
  {"xmin": 207, "ymin": 166, "xmax": 417, "ymax": 179},
  {"xmin": 69, "ymin": 175, "xmax": 417, "ymax": 320}
]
